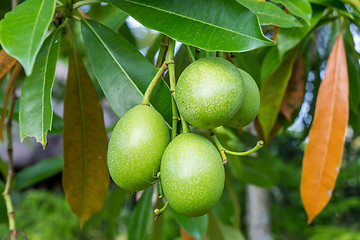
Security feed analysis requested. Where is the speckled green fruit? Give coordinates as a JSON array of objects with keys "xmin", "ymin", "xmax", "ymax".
[
  {"xmin": 226, "ymin": 69, "xmax": 260, "ymax": 128},
  {"xmin": 160, "ymin": 133, "xmax": 225, "ymax": 217},
  {"xmin": 108, "ymin": 105, "xmax": 170, "ymax": 192},
  {"xmin": 176, "ymin": 57, "xmax": 243, "ymax": 129}
]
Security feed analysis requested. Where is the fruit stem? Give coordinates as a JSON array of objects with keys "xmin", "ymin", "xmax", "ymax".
[
  {"xmin": 155, "ymin": 35, "xmax": 169, "ymax": 70},
  {"xmin": 154, "ymin": 201, "xmax": 169, "ymax": 220},
  {"xmin": 185, "ymin": 45, "xmax": 195, "ymax": 63},
  {"xmin": 141, "ymin": 62, "xmax": 168, "ymax": 106},
  {"xmin": 210, "ymin": 130, "xmax": 264, "ymax": 161}
]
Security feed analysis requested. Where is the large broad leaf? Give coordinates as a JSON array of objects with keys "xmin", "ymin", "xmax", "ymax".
[
  {"xmin": 277, "ymin": 5, "xmax": 324, "ymax": 59},
  {"xmin": 128, "ymin": 187, "xmax": 153, "ymax": 240},
  {"xmin": 13, "ymin": 156, "xmax": 63, "ymax": 189},
  {"xmin": 19, "ymin": 30, "xmax": 61, "ymax": 147},
  {"xmin": 207, "ymin": 212, "xmax": 245, "ymax": 240},
  {"xmin": 272, "ymin": 0, "xmax": 312, "ymax": 25},
  {"xmin": 257, "ymin": 49, "xmax": 298, "ymax": 142},
  {"xmin": 171, "ymin": 210, "xmax": 208, "ymax": 240},
  {"xmin": 81, "ymin": 19, "xmax": 172, "ymax": 123},
  {"xmin": 309, "ymin": 0, "xmax": 354, "ymax": 19},
  {"xmin": 104, "ymin": 0, "xmax": 274, "ymax": 52},
  {"xmin": 0, "ymin": 49, "xmax": 17, "ymax": 79},
  {"xmin": 63, "ymin": 46, "xmax": 109, "ymax": 227},
  {"xmin": 237, "ymin": 0, "xmax": 302, "ymax": 28},
  {"xmin": 0, "ymin": 0, "xmax": 56, "ymax": 75},
  {"xmin": 301, "ymin": 32, "xmax": 349, "ymax": 224}
]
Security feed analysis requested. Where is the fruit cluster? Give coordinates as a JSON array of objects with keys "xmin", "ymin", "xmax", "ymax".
[{"xmin": 108, "ymin": 57, "xmax": 260, "ymax": 217}]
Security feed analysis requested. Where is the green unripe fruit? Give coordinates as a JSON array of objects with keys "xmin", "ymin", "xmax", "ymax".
[
  {"xmin": 226, "ymin": 69, "xmax": 260, "ymax": 128},
  {"xmin": 108, "ymin": 105, "xmax": 170, "ymax": 192},
  {"xmin": 176, "ymin": 57, "xmax": 244, "ymax": 129},
  {"xmin": 160, "ymin": 133, "xmax": 225, "ymax": 217}
]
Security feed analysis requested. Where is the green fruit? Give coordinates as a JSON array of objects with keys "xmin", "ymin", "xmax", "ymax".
[
  {"xmin": 160, "ymin": 133, "xmax": 225, "ymax": 217},
  {"xmin": 226, "ymin": 69, "xmax": 260, "ymax": 128},
  {"xmin": 176, "ymin": 57, "xmax": 243, "ymax": 129},
  {"xmin": 108, "ymin": 105, "xmax": 170, "ymax": 192}
]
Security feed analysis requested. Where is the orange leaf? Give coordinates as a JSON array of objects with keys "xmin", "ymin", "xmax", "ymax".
[
  {"xmin": 300, "ymin": 32, "xmax": 349, "ymax": 224},
  {"xmin": 280, "ymin": 55, "xmax": 305, "ymax": 121},
  {"xmin": 0, "ymin": 49, "xmax": 17, "ymax": 80},
  {"xmin": 181, "ymin": 228, "xmax": 207, "ymax": 240},
  {"xmin": 63, "ymin": 46, "xmax": 109, "ymax": 227}
]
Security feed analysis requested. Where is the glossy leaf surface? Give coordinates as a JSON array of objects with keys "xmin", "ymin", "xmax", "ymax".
[
  {"xmin": 128, "ymin": 187, "xmax": 153, "ymax": 240},
  {"xmin": 0, "ymin": 49, "xmax": 17, "ymax": 79},
  {"xmin": 19, "ymin": 30, "xmax": 61, "ymax": 146},
  {"xmin": 237, "ymin": 0, "xmax": 301, "ymax": 28},
  {"xmin": 272, "ymin": 0, "xmax": 312, "ymax": 25},
  {"xmin": 258, "ymin": 49, "xmax": 298, "ymax": 142},
  {"xmin": 104, "ymin": 0, "xmax": 274, "ymax": 51},
  {"xmin": 63, "ymin": 46, "xmax": 109, "ymax": 227},
  {"xmin": 0, "ymin": 0, "xmax": 56, "ymax": 75},
  {"xmin": 301, "ymin": 33, "xmax": 349, "ymax": 224},
  {"xmin": 81, "ymin": 19, "xmax": 172, "ymax": 123}
]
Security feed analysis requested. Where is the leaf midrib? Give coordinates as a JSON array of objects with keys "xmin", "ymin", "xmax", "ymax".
[{"xmin": 120, "ymin": 0, "xmax": 270, "ymax": 44}]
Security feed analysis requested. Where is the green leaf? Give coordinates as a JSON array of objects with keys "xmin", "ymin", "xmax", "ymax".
[
  {"xmin": 19, "ymin": 30, "xmax": 61, "ymax": 147},
  {"xmin": 0, "ymin": 0, "xmax": 56, "ymax": 75},
  {"xmin": 309, "ymin": 0, "xmax": 354, "ymax": 19},
  {"xmin": 171, "ymin": 209, "xmax": 208, "ymax": 240},
  {"xmin": 343, "ymin": 23, "xmax": 360, "ymax": 114},
  {"xmin": 258, "ymin": 49, "xmax": 298, "ymax": 142},
  {"xmin": 237, "ymin": 0, "xmax": 302, "ymax": 28},
  {"xmin": 13, "ymin": 156, "xmax": 63, "ymax": 189},
  {"xmin": 88, "ymin": 4, "xmax": 128, "ymax": 31},
  {"xmin": 0, "ymin": 181, "xmax": 7, "ymax": 224},
  {"xmin": 102, "ymin": 186, "xmax": 129, "ymax": 223},
  {"xmin": 128, "ymin": 187, "xmax": 153, "ymax": 240},
  {"xmin": 104, "ymin": 0, "xmax": 274, "ymax": 52},
  {"xmin": 260, "ymin": 47, "xmax": 281, "ymax": 82},
  {"xmin": 277, "ymin": 5, "xmax": 324, "ymax": 59},
  {"xmin": 81, "ymin": 19, "xmax": 172, "ymax": 124},
  {"xmin": 272, "ymin": 0, "xmax": 312, "ymax": 25},
  {"xmin": 63, "ymin": 46, "xmax": 110, "ymax": 227},
  {"xmin": 207, "ymin": 212, "xmax": 245, "ymax": 240},
  {"xmin": 233, "ymin": 51, "xmax": 261, "ymax": 87}
]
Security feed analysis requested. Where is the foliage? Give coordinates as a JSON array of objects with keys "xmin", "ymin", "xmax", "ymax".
[{"xmin": 0, "ymin": 0, "xmax": 359, "ymax": 239}]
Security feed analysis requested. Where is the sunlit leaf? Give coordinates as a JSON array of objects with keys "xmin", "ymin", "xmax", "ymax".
[
  {"xmin": 257, "ymin": 49, "xmax": 298, "ymax": 142},
  {"xmin": 0, "ymin": 49, "xmax": 17, "ymax": 80},
  {"xmin": 272, "ymin": 0, "xmax": 312, "ymax": 25},
  {"xmin": 237, "ymin": 0, "xmax": 302, "ymax": 28},
  {"xmin": 81, "ymin": 19, "xmax": 172, "ymax": 123},
  {"xmin": 63, "ymin": 46, "xmax": 109, "ymax": 227},
  {"xmin": 19, "ymin": 30, "xmax": 61, "ymax": 146},
  {"xmin": 0, "ymin": 0, "xmax": 56, "ymax": 75},
  {"xmin": 301, "ymin": 32, "xmax": 349, "ymax": 224},
  {"xmin": 104, "ymin": 0, "xmax": 274, "ymax": 52}
]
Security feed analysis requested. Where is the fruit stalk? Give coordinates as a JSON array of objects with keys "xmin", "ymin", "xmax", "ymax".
[
  {"xmin": 155, "ymin": 35, "xmax": 169, "ymax": 70},
  {"xmin": 141, "ymin": 62, "xmax": 168, "ymax": 106},
  {"xmin": 185, "ymin": 45, "xmax": 195, "ymax": 63}
]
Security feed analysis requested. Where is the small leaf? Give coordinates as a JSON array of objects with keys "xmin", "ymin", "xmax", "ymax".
[
  {"xmin": 104, "ymin": 0, "xmax": 274, "ymax": 52},
  {"xmin": 272, "ymin": 0, "xmax": 312, "ymax": 25},
  {"xmin": 280, "ymin": 55, "xmax": 305, "ymax": 121},
  {"xmin": 0, "ymin": 49, "xmax": 17, "ymax": 79},
  {"xmin": 63, "ymin": 46, "xmax": 109, "ymax": 227},
  {"xmin": 237, "ymin": 0, "xmax": 302, "ymax": 28},
  {"xmin": 277, "ymin": 5, "xmax": 324, "ymax": 59},
  {"xmin": 13, "ymin": 156, "xmax": 63, "ymax": 189},
  {"xmin": 301, "ymin": 32, "xmax": 349, "ymax": 224},
  {"xmin": 171, "ymin": 209, "xmax": 208, "ymax": 240},
  {"xmin": 257, "ymin": 49, "xmax": 298, "ymax": 142},
  {"xmin": 207, "ymin": 212, "xmax": 245, "ymax": 240},
  {"xmin": 0, "ymin": 0, "xmax": 56, "ymax": 75},
  {"xmin": 19, "ymin": 30, "xmax": 61, "ymax": 147},
  {"xmin": 81, "ymin": 19, "xmax": 172, "ymax": 123},
  {"xmin": 128, "ymin": 187, "xmax": 153, "ymax": 240}
]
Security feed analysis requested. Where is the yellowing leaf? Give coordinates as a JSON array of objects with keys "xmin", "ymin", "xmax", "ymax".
[
  {"xmin": 0, "ymin": 49, "xmax": 17, "ymax": 80},
  {"xmin": 63, "ymin": 46, "xmax": 109, "ymax": 227},
  {"xmin": 300, "ymin": 32, "xmax": 349, "ymax": 224}
]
